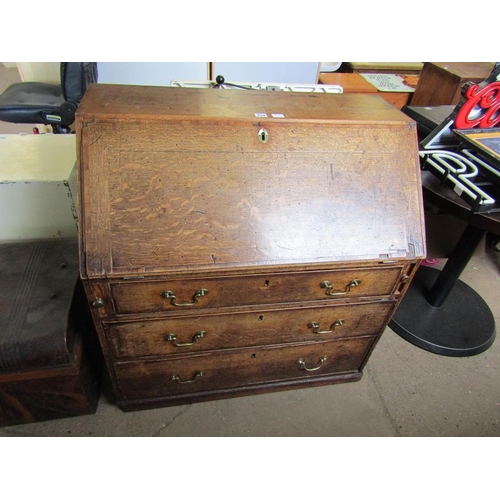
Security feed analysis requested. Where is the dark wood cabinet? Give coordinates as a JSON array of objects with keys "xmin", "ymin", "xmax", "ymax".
[
  {"xmin": 76, "ymin": 85, "xmax": 426, "ymax": 411},
  {"xmin": 0, "ymin": 239, "xmax": 102, "ymax": 426}
]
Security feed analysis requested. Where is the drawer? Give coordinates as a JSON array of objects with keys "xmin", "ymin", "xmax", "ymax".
[
  {"xmin": 108, "ymin": 267, "xmax": 403, "ymax": 315},
  {"xmin": 114, "ymin": 336, "xmax": 376, "ymax": 400},
  {"xmin": 105, "ymin": 301, "xmax": 394, "ymax": 358}
]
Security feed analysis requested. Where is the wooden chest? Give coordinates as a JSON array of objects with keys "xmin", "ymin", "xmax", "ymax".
[
  {"xmin": 76, "ymin": 84, "xmax": 426, "ymax": 411},
  {"xmin": 0, "ymin": 239, "xmax": 102, "ymax": 426}
]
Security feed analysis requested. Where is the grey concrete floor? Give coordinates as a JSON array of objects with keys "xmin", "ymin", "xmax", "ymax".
[{"xmin": 2, "ymin": 243, "xmax": 499, "ymax": 437}]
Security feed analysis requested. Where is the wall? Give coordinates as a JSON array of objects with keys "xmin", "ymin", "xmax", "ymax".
[
  {"xmin": 97, "ymin": 62, "xmax": 320, "ymax": 85},
  {"xmin": 211, "ymin": 62, "xmax": 319, "ymax": 84},
  {"xmin": 17, "ymin": 62, "xmax": 60, "ymax": 83},
  {"xmin": 97, "ymin": 62, "xmax": 208, "ymax": 86}
]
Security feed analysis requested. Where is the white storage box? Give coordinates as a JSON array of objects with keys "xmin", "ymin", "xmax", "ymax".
[{"xmin": 0, "ymin": 134, "xmax": 77, "ymax": 241}]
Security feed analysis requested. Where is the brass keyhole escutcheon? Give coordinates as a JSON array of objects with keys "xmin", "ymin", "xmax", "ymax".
[{"xmin": 258, "ymin": 128, "xmax": 269, "ymax": 143}]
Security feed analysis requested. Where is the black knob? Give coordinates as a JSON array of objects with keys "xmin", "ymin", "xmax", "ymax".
[
  {"xmin": 92, "ymin": 297, "xmax": 105, "ymax": 309},
  {"xmin": 215, "ymin": 75, "xmax": 225, "ymax": 85}
]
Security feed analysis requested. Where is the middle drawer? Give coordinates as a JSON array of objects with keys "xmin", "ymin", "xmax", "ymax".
[{"xmin": 104, "ymin": 301, "xmax": 395, "ymax": 359}]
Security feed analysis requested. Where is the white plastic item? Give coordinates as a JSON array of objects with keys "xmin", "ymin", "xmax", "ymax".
[{"xmin": 0, "ymin": 134, "xmax": 77, "ymax": 242}]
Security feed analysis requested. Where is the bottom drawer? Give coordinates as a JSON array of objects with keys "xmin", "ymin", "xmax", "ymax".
[{"xmin": 114, "ymin": 336, "xmax": 376, "ymax": 400}]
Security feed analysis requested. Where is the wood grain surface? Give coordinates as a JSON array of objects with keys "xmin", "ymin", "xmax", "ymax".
[
  {"xmin": 114, "ymin": 336, "xmax": 376, "ymax": 400},
  {"xmin": 105, "ymin": 301, "xmax": 394, "ymax": 358},
  {"xmin": 77, "ymin": 86, "xmax": 425, "ymax": 277}
]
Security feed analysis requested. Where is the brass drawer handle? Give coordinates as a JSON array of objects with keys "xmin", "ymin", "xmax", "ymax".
[
  {"xmin": 160, "ymin": 288, "xmax": 209, "ymax": 307},
  {"xmin": 297, "ymin": 356, "xmax": 327, "ymax": 372},
  {"xmin": 164, "ymin": 331, "xmax": 207, "ymax": 347},
  {"xmin": 171, "ymin": 371, "xmax": 203, "ymax": 384},
  {"xmin": 320, "ymin": 279, "xmax": 361, "ymax": 296},
  {"xmin": 308, "ymin": 319, "xmax": 345, "ymax": 334}
]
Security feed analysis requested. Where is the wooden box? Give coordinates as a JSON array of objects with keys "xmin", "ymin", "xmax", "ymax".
[
  {"xmin": 76, "ymin": 85, "xmax": 426, "ymax": 411},
  {"xmin": 0, "ymin": 238, "xmax": 102, "ymax": 427},
  {"xmin": 411, "ymin": 62, "xmax": 495, "ymax": 106}
]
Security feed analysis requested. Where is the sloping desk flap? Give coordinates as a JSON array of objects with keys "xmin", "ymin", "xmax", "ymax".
[{"xmin": 77, "ymin": 85, "xmax": 426, "ymax": 277}]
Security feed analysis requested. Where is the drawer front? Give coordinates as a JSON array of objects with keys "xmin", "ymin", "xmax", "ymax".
[
  {"xmin": 114, "ymin": 336, "xmax": 376, "ymax": 400},
  {"xmin": 105, "ymin": 301, "xmax": 394, "ymax": 358},
  {"xmin": 109, "ymin": 267, "xmax": 403, "ymax": 315}
]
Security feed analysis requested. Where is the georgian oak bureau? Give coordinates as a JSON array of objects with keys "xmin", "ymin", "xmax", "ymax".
[{"xmin": 76, "ymin": 84, "xmax": 426, "ymax": 411}]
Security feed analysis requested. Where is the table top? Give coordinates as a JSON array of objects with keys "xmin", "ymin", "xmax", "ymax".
[
  {"xmin": 422, "ymin": 170, "xmax": 500, "ymax": 236},
  {"xmin": 318, "ymin": 73, "xmax": 377, "ymax": 92},
  {"xmin": 428, "ymin": 62, "xmax": 495, "ymax": 80},
  {"xmin": 345, "ymin": 62, "xmax": 423, "ymax": 72},
  {"xmin": 78, "ymin": 84, "xmax": 411, "ymax": 123}
]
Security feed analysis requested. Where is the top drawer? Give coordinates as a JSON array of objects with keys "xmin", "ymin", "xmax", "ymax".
[{"xmin": 108, "ymin": 266, "xmax": 404, "ymax": 316}]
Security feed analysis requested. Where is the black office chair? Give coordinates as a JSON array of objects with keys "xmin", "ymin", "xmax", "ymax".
[{"xmin": 0, "ymin": 62, "xmax": 97, "ymax": 133}]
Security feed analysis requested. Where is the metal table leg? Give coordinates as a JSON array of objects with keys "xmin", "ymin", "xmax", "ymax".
[{"xmin": 389, "ymin": 224, "xmax": 496, "ymax": 356}]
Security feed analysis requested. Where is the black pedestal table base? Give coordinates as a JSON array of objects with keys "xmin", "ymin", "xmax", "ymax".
[{"xmin": 390, "ymin": 266, "xmax": 495, "ymax": 357}]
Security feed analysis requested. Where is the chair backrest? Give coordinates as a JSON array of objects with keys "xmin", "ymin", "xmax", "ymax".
[{"xmin": 60, "ymin": 62, "xmax": 98, "ymax": 105}]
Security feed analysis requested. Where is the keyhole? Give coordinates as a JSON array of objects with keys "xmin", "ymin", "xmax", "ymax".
[{"xmin": 258, "ymin": 128, "xmax": 268, "ymax": 143}]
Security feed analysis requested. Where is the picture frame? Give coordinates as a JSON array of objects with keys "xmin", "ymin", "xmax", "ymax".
[{"xmin": 454, "ymin": 128, "xmax": 500, "ymax": 171}]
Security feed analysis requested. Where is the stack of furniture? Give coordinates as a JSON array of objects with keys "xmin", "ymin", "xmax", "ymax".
[
  {"xmin": 391, "ymin": 65, "xmax": 500, "ymax": 356},
  {"xmin": 318, "ymin": 62, "xmax": 423, "ymax": 110},
  {"xmin": 317, "ymin": 72, "xmax": 414, "ymax": 109},
  {"xmin": 0, "ymin": 134, "xmax": 102, "ymax": 427}
]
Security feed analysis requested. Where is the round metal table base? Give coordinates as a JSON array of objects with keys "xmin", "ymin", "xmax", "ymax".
[{"xmin": 389, "ymin": 266, "xmax": 496, "ymax": 357}]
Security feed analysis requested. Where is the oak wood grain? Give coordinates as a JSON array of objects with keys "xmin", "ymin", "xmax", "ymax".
[
  {"xmin": 109, "ymin": 267, "xmax": 403, "ymax": 315},
  {"xmin": 114, "ymin": 336, "xmax": 376, "ymax": 400},
  {"xmin": 77, "ymin": 88, "xmax": 425, "ymax": 277},
  {"xmin": 105, "ymin": 301, "xmax": 394, "ymax": 358}
]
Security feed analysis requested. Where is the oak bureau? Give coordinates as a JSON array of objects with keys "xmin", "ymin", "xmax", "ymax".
[{"xmin": 76, "ymin": 84, "xmax": 426, "ymax": 411}]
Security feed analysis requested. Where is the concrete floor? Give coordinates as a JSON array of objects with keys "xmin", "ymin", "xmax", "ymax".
[{"xmin": 1, "ymin": 244, "xmax": 499, "ymax": 437}]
